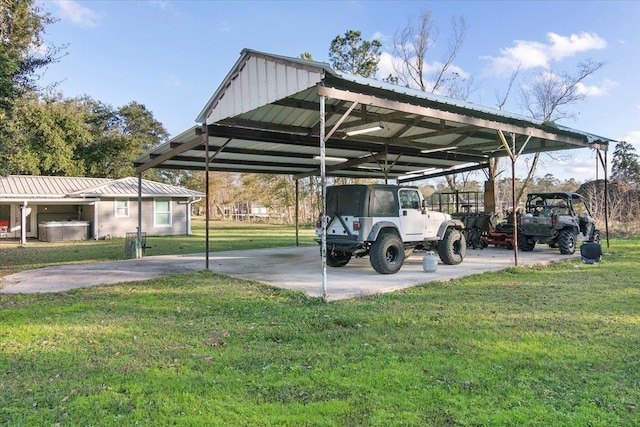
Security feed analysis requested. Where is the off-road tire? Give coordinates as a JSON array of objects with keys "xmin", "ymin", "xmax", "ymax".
[
  {"xmin": 518, "ymin": 232, "xmax": 536, "ymax": 252},
  {"xmin": 559, "ymin": 229, "xmax": 577, "ymax": 254},
  {"xmin": 591, "ymin": 229, "xmax": 601, "ymax": 243},
  {"xmin": 438, "ymin": 228, "xmax": 466, "ymax": 265},
  {"xmin": 326, "ymin": 250, "xmax": 352, "ymax": 267},
  {"xmin": 370, "ymin": 233, "xmax": 405, "ymax": 274}
]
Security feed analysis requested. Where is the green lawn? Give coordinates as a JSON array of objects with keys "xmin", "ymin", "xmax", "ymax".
[{"xmin": 0, "ymin": 227, "xmax": 638, "ymax": 426}]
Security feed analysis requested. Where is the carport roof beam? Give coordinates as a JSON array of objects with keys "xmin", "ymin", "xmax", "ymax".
[{"xmin": 317, "ymin": 86, "xmax": 606, "ymax": 151}]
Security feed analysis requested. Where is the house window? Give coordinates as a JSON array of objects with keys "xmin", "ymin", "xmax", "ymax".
[
  {"xmin": 115, "ymin": 199, "xmax": 129, "ymax": 217},
  {"xmin": 154, "ymin": 199, "xmax": 171, "ymax": 227}
]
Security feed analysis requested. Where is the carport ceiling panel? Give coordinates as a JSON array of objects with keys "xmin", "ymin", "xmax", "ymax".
[{"xmin": 231, "ymin": 102, "xmax": 319, "ymax": 131}]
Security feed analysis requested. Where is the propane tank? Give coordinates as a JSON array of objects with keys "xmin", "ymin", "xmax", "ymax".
[{"xmin": 423, "ymin": 251, "xmax": 438, "ymax": 272}]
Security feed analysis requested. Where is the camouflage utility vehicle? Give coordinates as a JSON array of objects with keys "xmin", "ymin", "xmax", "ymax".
[
  {"xmin": 518, "ymin": 192, "xmax": 600, "ymax": 255},
  {"xmin": 316, "ymin": 185, "xmax": 466, "ymax": 274}
]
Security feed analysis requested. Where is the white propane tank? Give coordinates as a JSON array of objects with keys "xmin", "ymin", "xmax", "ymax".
[{"xmin": 423, "ymin": 251, "xmax": 438, "ymax": 272}]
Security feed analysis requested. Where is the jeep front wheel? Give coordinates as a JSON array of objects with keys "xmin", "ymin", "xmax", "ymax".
[
  {"xmin": 438, "ymin": 228, "xmax": 466, "ymax": 265},
  {"xmin": 327, "ymin": 250, "xmax": 352, "ymax": 267},
  {"xmin": 558, "ymin": 229, "xmax": 577, "ymax": 254},
  {"xmin": 370, "ymin": 233, "xmax": 404, "ymax": 274}
]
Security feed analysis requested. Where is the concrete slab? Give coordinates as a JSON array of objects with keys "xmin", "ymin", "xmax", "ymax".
[{"xmin": 1, "ymin": 246, "xmax": 580, "ymax": 300}]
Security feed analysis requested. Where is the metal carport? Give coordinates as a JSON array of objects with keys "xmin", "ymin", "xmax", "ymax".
[{"xmin": 134, "ymin": 48, "xmax": 616, "ymax": 302}]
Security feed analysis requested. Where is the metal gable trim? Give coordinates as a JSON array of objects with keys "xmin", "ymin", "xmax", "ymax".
[{"xmin": 196, "ymin": 49, "xmax": 331, "ymax": 125}]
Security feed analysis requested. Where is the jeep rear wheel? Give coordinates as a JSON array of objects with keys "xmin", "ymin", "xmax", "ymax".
[
  {"xmin": 370, "ymin": 233, "xmax": 404, "ymax": 274},
  {"xmin": 438, "ymin": 228, "xmax": 466, "ymax": 265},
  {"xmin": 327, "ymin": 250, "xmax": 352, "ymax": 267},
  {"xmin": 559, "ymin": 229, "xmax": 577, "ymax": 254}
]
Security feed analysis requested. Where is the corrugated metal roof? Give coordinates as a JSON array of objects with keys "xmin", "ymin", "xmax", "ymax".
[
  {"xmin": 72, "ymin": 177, "xmax": 204, "ymax": 197},
  {"xmin": 136, "ymin": 48, "xmax": 616, "ymax": 181},
  {"xmin": 0, "ymin": 175, "xmax": 111, "ymax": 198},
  {"xmin": 0, "ymin": 175, "xmax": 204, "ymax": 200}
]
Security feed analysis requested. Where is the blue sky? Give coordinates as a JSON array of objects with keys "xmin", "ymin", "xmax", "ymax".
[{"xmin": 38, "ymin": 0, "xmax": 640, "ymax": 182}]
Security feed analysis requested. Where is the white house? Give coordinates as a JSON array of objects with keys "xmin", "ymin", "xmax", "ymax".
[{"xmin": 0, "ymin": 175, "xmax": 204, "ymax": 243}]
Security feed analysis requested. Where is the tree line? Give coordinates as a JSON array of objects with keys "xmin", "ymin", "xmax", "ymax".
[{"xmin": 1, "ymin": 0, "xmax": 168, "ymax": 180}]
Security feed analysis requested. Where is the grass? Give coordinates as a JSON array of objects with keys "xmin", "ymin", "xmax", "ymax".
[
  {"xmin": 0, "ymin": 219, "xmax": 316, "ymax": 277},
  {"xmin": 0, "ymin": 224, "xmax": 638, "ymax": 425}
]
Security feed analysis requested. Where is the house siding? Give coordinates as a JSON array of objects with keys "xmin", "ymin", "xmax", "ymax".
[{"xmin": 95, "ymin": 198, "xmax": 189, "ymax": 238}]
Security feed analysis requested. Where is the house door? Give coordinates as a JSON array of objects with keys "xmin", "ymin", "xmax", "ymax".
[{"xmin": 11, "ymin": 204, "xmax": 37, "ymax": 238}]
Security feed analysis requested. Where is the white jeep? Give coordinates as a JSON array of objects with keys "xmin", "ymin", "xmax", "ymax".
[{"xmin": 316, "ymin": 184, "xmax": 467, "ymax": 274}]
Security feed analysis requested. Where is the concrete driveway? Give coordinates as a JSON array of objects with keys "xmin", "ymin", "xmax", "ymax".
[{"xmin": 1, "ymin": 246, "xmax": 580, "ymax": 301}]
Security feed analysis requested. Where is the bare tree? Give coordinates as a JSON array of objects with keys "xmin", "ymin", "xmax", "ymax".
[
  {"xmin": 515, "ymin": 59, "xmax": 605, "ymax": 202},
  {"xmin": 392, "ymin": 10, "xmax": 470, "ymax": 99},
  {"xmin": 391, "ymin": 9, "xmax": 472, "ymax": 192},
  {"xmin": 482, "ymin": 66, "xmax": 523, "ymax": 210}
]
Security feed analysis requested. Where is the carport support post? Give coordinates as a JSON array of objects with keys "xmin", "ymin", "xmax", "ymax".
[
  {"xmin": 295, "ymin": 179, "xmax": 299, "ymax": 246},
  {"xmin": 320, "ymin": 94, "xmax": 328, "ymax": 303},
  {"xmin": 597, "ymin": 149, "xmax": 610, "ymax": 248},
  {"xmin": 205, "ymin": 127, "xmax": 210, "ymax": 270},
  {"xmin": 137, "ymin": 174, "xmax": 143, "ymax": 256},
  {"xmin": 510, "ymin": 144, "xmax": 518, "ymax": 266},
  {"xmin": 20, "ymin": 201, "xmax": 27, "ymax": 245}
]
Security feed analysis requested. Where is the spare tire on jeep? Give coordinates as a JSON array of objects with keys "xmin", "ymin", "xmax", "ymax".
[{"xmin": 438, "ymin": 228, "xmax": 466, "ymax": 265}]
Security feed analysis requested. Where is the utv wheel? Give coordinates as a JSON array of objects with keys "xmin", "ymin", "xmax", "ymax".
[
  {"xmin": 370, "ymin": 233, "xmax": 405, "ymax": 274},
  {"xmin": 591, "ymin": 229, "xmax": 601, "ymax": 243},
  {"xmin": 327, "ymin": 251, "xmax": 352, "ymax": 267},
  {"xmin": 518, "ymin": 234, "xmax": 536, "ymax": 252},
  {"xmin": 438, "ymin": 228, "xmax": 466, "ymax": 265},
  {"xmin": 559, "ymin": 229, "xmax": 577, "ymax": 254}
]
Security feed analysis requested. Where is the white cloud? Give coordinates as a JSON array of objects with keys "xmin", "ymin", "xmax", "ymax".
[
  {"xmin": 372, "ymin": 31, "xmax": 391, "ymax": 44},
  {"xmin": 53, "ymin": 0, "xmax": 100, "ymax": 28},
  {"xmin": 546, "ymin": 32, "xmax": 606, "ymax": 59},
  {"xmin": 377, "ymin": 51, "xmax": 395, "ymax": 79},
  {"xmin": 484, "ymin": 32, "xmax": 607, "ymax": 75},
  {"xmin": 622, "ymin": 130, "xmax": 640, "ymax": 144},
  {"xmin": 576, "ymin": 78, "xmax": 617, "ymax": 97},
  {"xmin": 538, "ymin": 155, "xmax": 600, "ymax": 180}
]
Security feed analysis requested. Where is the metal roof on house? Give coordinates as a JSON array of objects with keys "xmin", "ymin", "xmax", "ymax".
[
  {"xmin": 0, "ymin": 175, "xmax": 204, "ymax": 201},
  {"xmin": 0, "ymin": 175, "xmax": 111, "ymax": 198},
  {"xmin": 134, "ymin": 48, "xmax": 616, "ymax": 181},
  {"xmin": 70, "ymin": 177, "xmax": 204, "ymax": 198}
]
